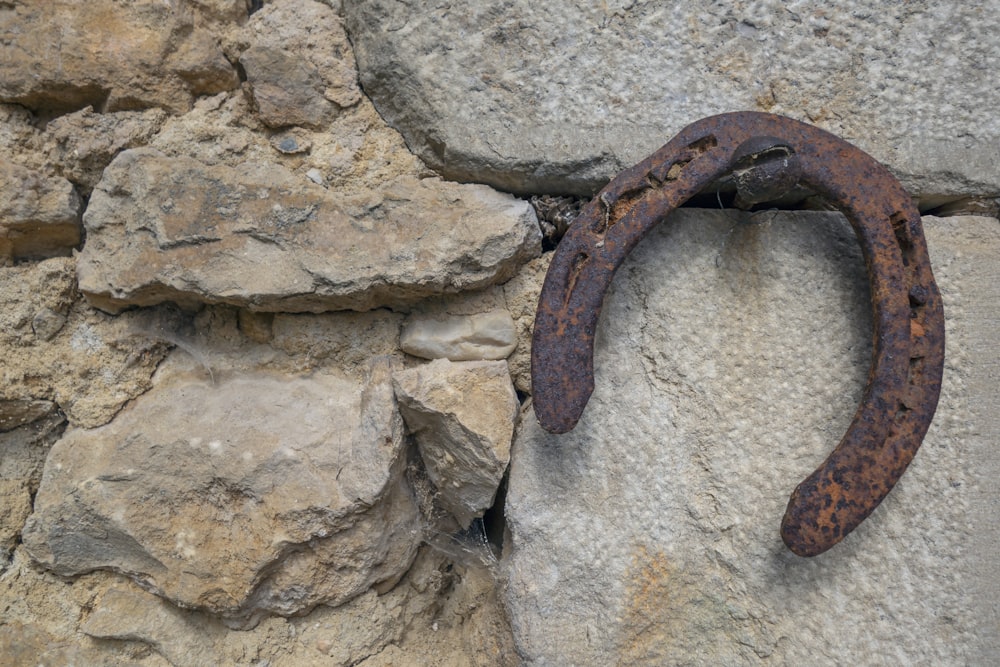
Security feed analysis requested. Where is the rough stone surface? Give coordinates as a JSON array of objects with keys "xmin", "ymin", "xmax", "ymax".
[
  {"xmin": 505, "ymin": 211, "xmax": 991, "ymax": 664},
  {"xmin": 270, "ymin": 310, "xmax": 405, "ymax": 377},
  {"xmin": 394, "ymin": 359, "xmax": 519, "ymax": 527},
  {"xmin": 23, "ymin": 361, "xmax": 420, "ymax": 620},
  {"xmin": 2, "ymin": 539, "xmax": 516, "ymax": 666},
  {"xmin": 400, "ymin": 310, "xmax": 518, "ymax": 361},
  {"xmin": 0, "ymin": 162, "xmax": 81, "ymax": 262},
  {"xmin": 931, "ymin": 215, "xmax": 1000, "ymax": 666},
  {"xmin": 0, "ymin": 257, "xmax": 168, "ymax": 428},
  {"xmin": 501, "ymin": 254, "xmax": 552, "ymax": 394},
  {"xmin": 344, "ymin": 1, "xmax": 1000, "ymax": 201},
  {"xmin": 42, "ymin": 107, "xmax": 168, "ymax": 195},
  {"xmin": 78, "ymin": 148, "xmax": 541, "ymax": 313},
  {"xmin": 0, "ymin": 408, "xmax": 65, "ymax": 566},
  {"xmin": 0, "ymin": 0, "xmax": 240, "ymax": 114},
  {"xmin": 231, "ymin": 1, "xmax": 361, "ymax": 128}
]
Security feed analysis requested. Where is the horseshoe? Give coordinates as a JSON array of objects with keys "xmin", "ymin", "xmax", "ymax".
[{"xmin": 530, "ymin": 112, "xmax": 945, "ymax": 557}]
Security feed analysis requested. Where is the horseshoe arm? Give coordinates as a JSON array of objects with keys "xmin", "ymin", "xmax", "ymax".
[{"xmin": 530, "ymin": 112, "xmax": 945, "ymax": 556}]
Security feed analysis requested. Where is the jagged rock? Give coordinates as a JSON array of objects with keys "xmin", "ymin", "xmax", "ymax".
[
  {"xmin": 233, "ymin": 1, "xmax": 361, "ymax": 128},
  {"xmin": 0, "ymin": 0, "xmax": 240, "ymax": 114},
  {"xmin": 23, "ymin": 360, "xmax": 420, "ymax": 620},
  {"xmin": 0, "ymin": 163, "xmax": 81, "ymax": 263},
  {"xmin": 501, "ymin": 254, "xmax": 552, "ymax": 394},
  {"xmin": 42, "ymin": 107, "xmax": 168, "ymax": 195},
  {"xmin": 393, "ymin": 359, "xmax": 518, "ymax": 527},
  {"xmin": 400, "ymin": 310, "xmax": 518, "ymax": 361},
  {"xmin": 0, "ymin": 257, "xmax": 169, "ymax": 428},
  {"xmin": 505, "ymin": 211, "xmax": 989, "ymax": 664},
  {"xmin": 344, "ymin": 1, "xmax": 1000, "ymax": 200},
  {"xmin": 0, "ymin": 407, "xmax": 65, "ymax": 566},
  {"xmin": 78, "ymin": 148, "xmax": 541, "ymax": 313}
]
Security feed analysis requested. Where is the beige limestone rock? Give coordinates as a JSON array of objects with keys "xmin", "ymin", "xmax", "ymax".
[
  {"xmin": 501, "ymin": 253, "xmax": 552, "ymax": 394},
  {"xmin": 400, "ymin": 310, "xmax": 518, "ymax": 361},
  {"xmin": 1, "ymin": 535, "xmax": 513, "ymax": 665},
  {"xmin": 78, "ymin": 148, "xmax": 541, "ymax": 313},
  {"xmin": 393, "ymin": 359, "xmax": 518, "ymax": 527},
  {"xmin": 0, "ymin": 408, "xmax": 65, "ymax": 566},
  {"xmin": 505, "ymin": 211, "xmax": 995, "ymax": 664},
  {"xmin": 0, "ymin": 162, "xmax": 81, "ymax": 263},
  {"xmin": 23, "ymin": 361, "xmax": 420, "ymax": 620},
  {"xmin": 80, "ymin": 586, "xmax": 223, "ymax": 662},
  {"xmin": 231, "ymin": 1, "xmax": 361, "ymax": 128},
  {"xmin": 270, "ymin": 310, "xmax": 404, "ymax": 376},
  {"xmin": 0, "ymin": 257, "xmax": 168, "ymax": 428},
  {"xmin": 0, "ymin": 0, "xmax": 240, "ymax": 114},
  {"xmin": 42, "ymin": 107, "xmax": 168, "ymax": 195}
]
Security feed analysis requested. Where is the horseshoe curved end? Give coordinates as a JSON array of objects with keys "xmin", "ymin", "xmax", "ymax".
[{"xmin": 530, "ymin": 112, "xmax": 945, "ymax": 556}]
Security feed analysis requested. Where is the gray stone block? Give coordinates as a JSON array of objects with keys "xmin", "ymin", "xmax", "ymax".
[
  {"xmin": 504, "ymin": 210, "xmax": 998, "ymax": 664},
  {"xmin": 344, "ymin": 1, "xmax": 1000, "ymax": 201}
]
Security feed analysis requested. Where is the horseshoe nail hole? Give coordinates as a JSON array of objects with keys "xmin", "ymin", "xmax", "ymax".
[
  {"xmin": 908, "ymin": 284, "xmax": 929, "ymax": 307},
  {"xmin": 687, "ymin": 134, "xmax": 719, "ymax": 153},
  {"xmin": 890, "ymin": 211, "xmax": 913, "ymax": 265},
  {"xmin": 651, "ymin": 134, "xmax": 718, "ymax": 182},
  {"xmin": 894, "ymin": 403, "xmax": 913, "ymax": 424},
  {"xmin": 908, "ymin": 355, "xmax": 926, "ymax": 381},
  {"xmin": 565, "ymin": 252, "xmax": 590, "ymax": 298}
]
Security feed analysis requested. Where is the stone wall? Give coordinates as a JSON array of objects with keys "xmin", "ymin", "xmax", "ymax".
[{"xmin": 1, "ymin": 1, "xmax": 997, "ymax": 665}]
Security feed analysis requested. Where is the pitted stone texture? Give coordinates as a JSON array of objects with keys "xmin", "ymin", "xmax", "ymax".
[
  {"xmin": 394, "ymin": 359, "xmax": 518, "ymax": 527},
  {"xmin": 0, "ymin": 163, "xmax": 81, "ymax": 263},
  {"xmin": 345, "ymin": 2, "xmax": 1000, "ymax": 200},
  {"xmin": 0, "ymin": 0, "xmax": 240, "ymax": 114},
  {"xmin": 42, "ymin": 107, "xmax": 168, "ymax": 195},
  {"xmin": 0, "ymin": 257, "xmax": 169, "ymax": 428},
  {"xmin": 0, "ymin": 407, "xmax": 65, "ymax": 566},
  {"xmin": 23, "ymin": 361, "xmax": 420, "ymax": 620},
  {"xmin": 501, "ymin": 254, "xmax": 552, "ymax": 394},
  {"xmin": 77, "ymin": 148, "xmax": 541, "ymax": 313},
  {"xmin": 231, "ymin": 0, "xmax": 362, "ymax": 129},
  {"xmin": 400, "ymin": 310, "xmax": 518, "ymax": 361},
  {"xmin": 506, "ymin": 211, "xmax": 982, "ymax": 664}
]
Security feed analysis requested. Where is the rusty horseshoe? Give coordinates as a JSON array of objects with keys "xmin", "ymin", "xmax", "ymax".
[{"xmin": 530, "ymin": 112, "xmax": 945, "ymax": 557}]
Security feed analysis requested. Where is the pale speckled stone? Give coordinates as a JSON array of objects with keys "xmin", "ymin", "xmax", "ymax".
[
  {"xmin": 394, "ymin": 359, "xmax": 518, "ymax": 527},
  {"xmin": 505, "ymin": 211, "xmax": 992, "ymax": 665},
  {"xmin": 345, "ymin": 1, "xmax": 1000, "ymax": 201},
  {"xmin": 400, "ymin": 310, "xmax": 518, "ymax": 361}
]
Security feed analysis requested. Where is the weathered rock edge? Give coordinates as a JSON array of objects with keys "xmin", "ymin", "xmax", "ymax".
[{"xmin": 78, "ymin": 148, "xmax": 541, "ymax": 313}]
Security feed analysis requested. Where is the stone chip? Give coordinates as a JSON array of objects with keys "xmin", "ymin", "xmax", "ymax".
[{"xmin": 394, "ymin": 359, "xmax": 518, "ymax": 527}]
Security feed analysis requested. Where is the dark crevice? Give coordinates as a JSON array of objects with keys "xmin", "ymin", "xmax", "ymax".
[{"xmin": 481, "ymin": 470, "xmax": 509, "ymax": 553}]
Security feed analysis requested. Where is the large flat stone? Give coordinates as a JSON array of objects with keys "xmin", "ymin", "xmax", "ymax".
[
  {"xmin": 344, "ymin": 2, "xmax": 1000, "ymax": 201},
  {"xmin": 505, "ymin": 210, "xmax": 996, "ymax": 664},
  {"xmin": 77, "ymin": 148, "xmax": 541, "ymax": 313},
  {"xmin": 22, "ymin": 361, "xmax": 420, "ymax": 620}
]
